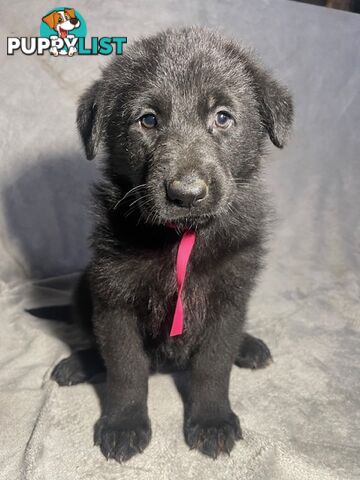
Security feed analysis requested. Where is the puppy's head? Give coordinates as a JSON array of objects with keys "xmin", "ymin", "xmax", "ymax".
[
  {"xmin": 42, "ymin": 9, "xmax": 80, "ymax": 37},
  {"xmin": 77, "ymin": 28, "xmax": 293, "ymax": 229}
]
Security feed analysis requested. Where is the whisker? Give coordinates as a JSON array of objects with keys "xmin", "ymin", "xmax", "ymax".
[
  {"xmin": 128, "ymin": 193, "xmax": 152, "ymax": 208},
  {"xmin": 112, "ymin": 183, "xmax": 147, "ymax": 210},
  {"xmin": 124, "ymin": 197, "xmax": 153, "ymax": 218},
  {"xmin": 223, "ymin": 202, "xmax": 244, "ymax": 229}
]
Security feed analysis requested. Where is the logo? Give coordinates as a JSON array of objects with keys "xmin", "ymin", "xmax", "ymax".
[
  {"xmin": 7, "ymin": 7, "xmax": 127, "ymax": 56},
  {"xmin": 40, "ymin": 7, "xmax": 86, "ymax": 56}
]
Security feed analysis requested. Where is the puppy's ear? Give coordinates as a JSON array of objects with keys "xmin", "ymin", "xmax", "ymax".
[
  {"xmin": 77, "ymin": 81, "xmax": 104, "ymax": 160},
  {"xmin": 42, "ymin": 12, "xmax": 57, "ymax": 30},
  {"xmin": 64, "ymin": 8, "xmax": 76, "ymax": 18},
  {"xmin": 251, "ymin": 64, "xmax": 293, "ymax": 148}
]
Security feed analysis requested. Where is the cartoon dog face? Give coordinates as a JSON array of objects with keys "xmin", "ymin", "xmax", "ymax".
[{"xmin": 42, "ymin": 8, "xmax": 80, "ymax": 39}]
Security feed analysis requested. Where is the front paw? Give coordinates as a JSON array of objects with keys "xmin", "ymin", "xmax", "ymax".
[
  {"xmin": 184, "ymin": 411, "xmax": 242, "ymax": 458},
  {"xmin": 68, "ymin": 46, "xmax": 77, "ymax": 56},
  {"xmin": 94, "ymin": 415, "xmax": 151, "ymax": 462}
]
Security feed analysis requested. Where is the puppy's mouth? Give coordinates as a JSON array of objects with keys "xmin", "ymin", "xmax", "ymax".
[
  {"xmin": 144, "ymin": 205, "xmax": 219, "ymax": 231},
  {"xmin": 59, "ymin": 27, "xmax": 67, "ymax": 39},
  {"xmin": 162, "ymin": 214, "xmax": 214, "ymax": 230},
  {"xmin": 128, "ymin": 199, "xmax": 216, "ymax": 229}
]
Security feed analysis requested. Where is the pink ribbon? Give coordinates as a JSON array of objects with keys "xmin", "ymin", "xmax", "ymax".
[{"xmin": 170, "ymin": 230, "xmax": 196, "ymax": 336}]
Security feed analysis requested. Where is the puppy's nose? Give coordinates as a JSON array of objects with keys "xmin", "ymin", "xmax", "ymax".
[
  {"xmin": 70, "ymin": 17, "xmax": 78, "ymax": 25},
  {"xmin": 167, "ymin": 178, "xmax": 208, "ymax": 207}
]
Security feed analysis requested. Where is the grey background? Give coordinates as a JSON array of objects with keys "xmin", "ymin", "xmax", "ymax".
[{"xmin": 0, "ymin": 0, "xmax": 359, "ymax": 479}]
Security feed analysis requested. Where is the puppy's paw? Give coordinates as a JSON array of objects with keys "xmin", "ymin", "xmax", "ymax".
[
  {"xmin": 68, "ymin": 46, "xmax": 77, "ymax": 56},
  {"xmin": 235, "ymin": 333, "xmax": 273, "ymax": 369},
  {"xmin": 185, "ymin": 412, "xmax": 242, "ymax": 458},
  {"xmin": 94, "ymin": 415, "xmax": 152, "ymax": 462},
  {"xmin": 51, "ymin": 355, "xmax": 88, "ymax": 386},
  {"xmin": 51, "ymin": 349, "xmax": 105, "ymax": 386}
]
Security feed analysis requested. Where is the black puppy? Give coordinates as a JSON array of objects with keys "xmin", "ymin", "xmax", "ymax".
[{"xmin": 52, "ymin": 27, "xmax": 293, "ymax": 462}]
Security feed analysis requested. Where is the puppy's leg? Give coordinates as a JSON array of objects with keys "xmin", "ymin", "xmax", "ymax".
[
  {"xmin": 94, "ymin": 307, "xmax": 151, "ymax": 463},
  {"xmin": 235, "ymin": 333, "xmax": 273, "ymax": 369},
  {"xmin": 51, "ymin": 348, "xmax": 105, "ymax": 386},
  {"xmin": 184, "ymin": 319, "xmax": 243, "ymax": 459}
]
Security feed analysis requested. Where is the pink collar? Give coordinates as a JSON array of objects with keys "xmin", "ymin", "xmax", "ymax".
[{"xmin": 169, "ymin": 230, "xmax": 196, "ymax": 336}]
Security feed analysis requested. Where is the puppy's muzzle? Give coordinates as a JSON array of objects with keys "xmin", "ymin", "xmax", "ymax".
[{"xmin": 166, "ymin": 176, "xmax": 208, "ymax": 208}]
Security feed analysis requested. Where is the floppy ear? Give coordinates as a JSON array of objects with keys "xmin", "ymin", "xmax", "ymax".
[
  {"xmin": 42, "ymin": 12, "xmax": 57, "ymax": 30},
  {"xmin": 64, "ymin": 8, "xmax": 76, "ymax": 18},
  {"xmin": 77, "ymin": 81, "xmax": 105, "ymax": 160},
  {"xmin": 252, "ymin": 64, "xmax": 294, "ymax": 148}
]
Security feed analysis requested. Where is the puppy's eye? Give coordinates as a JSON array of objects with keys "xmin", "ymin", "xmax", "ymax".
[
  {"xmin": 140, "ymin": 114, "xmax": 157, "ymax": 129},
  {"xmin": 215, "ymin": 111, "xmax": 233, "ymax": 129}
]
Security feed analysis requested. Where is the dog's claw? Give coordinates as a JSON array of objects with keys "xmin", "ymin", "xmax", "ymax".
[
  {"xmin": 184, "ymin": 412, "xmax": 241, "ymax": 459},
  {"xmin": 94, "ymin": 416, "xmax": 151, "ymax": 463}
]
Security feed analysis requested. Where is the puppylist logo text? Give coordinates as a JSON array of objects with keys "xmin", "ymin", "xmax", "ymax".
[{"xmin": 7, "ymin": 7, "xmax": 127, "ymax": 56}]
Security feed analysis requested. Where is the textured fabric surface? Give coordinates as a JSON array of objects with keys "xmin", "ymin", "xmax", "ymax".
[{"xmin": 0, "ymin": 0, "xmax": 359, "ymax": 479}]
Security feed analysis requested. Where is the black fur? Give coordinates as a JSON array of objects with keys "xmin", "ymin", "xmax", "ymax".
[{"xmin": 52, "ymin": 27, "xmax": 293, "ymax": 461}]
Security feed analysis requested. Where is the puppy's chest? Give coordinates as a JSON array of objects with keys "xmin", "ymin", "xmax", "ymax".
[
  {"xmin": 137, "ymin": 259, "xmax": 209, "ymax": 365},
  {"xmin": 143, "ymin": 257, "xmax": 209, "ymax": 336}
]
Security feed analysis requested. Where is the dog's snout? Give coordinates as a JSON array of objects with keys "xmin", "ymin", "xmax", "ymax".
[
  {"xmin": 70, "ymin": 17, "xmax": 79, "ymax": 25},
  {"xmin": 167, "ymin": 177, "xmax": 208, "ymax": 208}
]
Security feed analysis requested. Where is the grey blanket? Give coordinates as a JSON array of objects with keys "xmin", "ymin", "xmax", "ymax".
[{"xmin": 0, "ymin": 0, "xmax": 359, "ymax": 478}]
